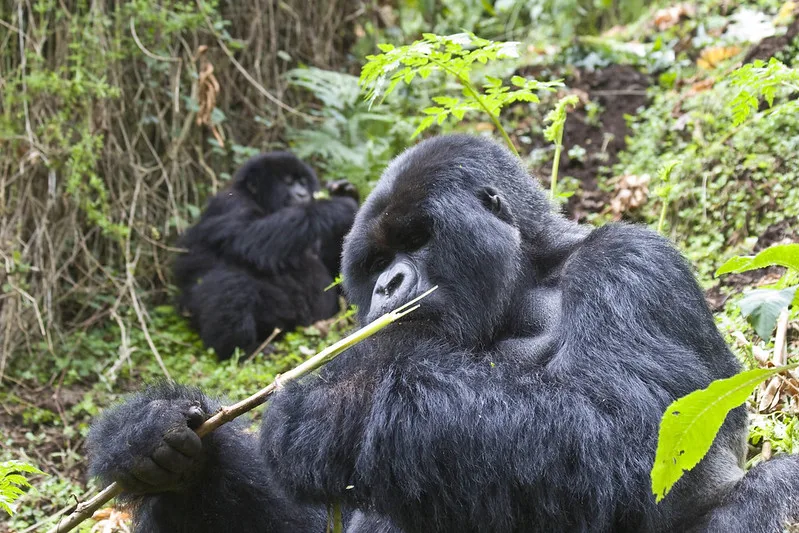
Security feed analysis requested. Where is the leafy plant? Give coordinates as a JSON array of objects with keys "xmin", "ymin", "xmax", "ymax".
[
  {"xmin": 613, "ymin": 62, "xmax": 799, "ymax": 273},
  {"xmin": 543, "ymin": 94, "xmax": 579, "ymax": 199},
  {"xmin": 651, "ymin": 364, "xmax": 798, "ymax": 502},
  {"xmin": 360, "ymin": 32, "xmax": 563, "ymax": 154},
  {"xmin": 653, "ymin": 161, "xmax": 679, "ymax": 235},
  {"xmin": 729, "ymin": 58, "xmax": 799, "ymax": 126},
  {"xmin": 652, "ymin": 245, "xmax": 799, "ymax": 500},
  {"xmin": 1, "ymin": 460, "xmax": 44, "ymax": 515},
  {"xmin": 285, "ymin": 67, "xmax": 414, "ymax": 194},
  {"xmin": 716, "ymin": 244, "xmax": 799, "ymax": 339}
]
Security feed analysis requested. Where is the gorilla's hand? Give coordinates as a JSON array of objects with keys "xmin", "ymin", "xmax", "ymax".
[
  {"xmin": 87, "ymin": 384, "xmax": 211, "ymax": 495},
  {"xmin": 327, "ymin": 179, "xmax": 360, "ymax": 203}
]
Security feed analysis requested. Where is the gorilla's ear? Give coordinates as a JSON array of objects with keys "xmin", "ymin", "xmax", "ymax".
[{"xmin": 480, "ymin": 187, "xmax": 513, "ymax": 222}]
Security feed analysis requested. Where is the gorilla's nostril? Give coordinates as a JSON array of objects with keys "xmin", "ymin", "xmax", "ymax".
[{"xmin": 385, "ymin": 273, "xmax": 404, "ymax": 295}]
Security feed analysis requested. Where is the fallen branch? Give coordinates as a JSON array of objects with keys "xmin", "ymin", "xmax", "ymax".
[{"xmin": 46, "ymin": 287, "xmax": 436, "ymax": 533}]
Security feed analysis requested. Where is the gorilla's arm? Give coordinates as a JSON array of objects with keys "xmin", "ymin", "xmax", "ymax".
[
  {"xmin": 188, "ymin": 194, "xmax": 356, "ymax": 275},
  {"xmin": 691, "ymin": 455, "xmax": 799, "ymax": 533},
  {"xmin": 87, "ymin": 383, "xmax": 324, "ymax": 533},
  {"xmin": 262, "ymin": 343, "xmax": 636, "ymax": 531}
]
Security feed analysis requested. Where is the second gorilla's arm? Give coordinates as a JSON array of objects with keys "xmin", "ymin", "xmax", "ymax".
[{"xmin": 194, "ymin": 193, "xmax": 356, "ymax": 276}]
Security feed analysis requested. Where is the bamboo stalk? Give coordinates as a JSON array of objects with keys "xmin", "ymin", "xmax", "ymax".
[{"xmin": 46, "ymin": 287, "xmax": 436, "ymax": 533}]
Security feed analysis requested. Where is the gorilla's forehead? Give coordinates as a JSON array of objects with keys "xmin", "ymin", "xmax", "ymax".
[{"xmin": 371, "ymin": 136, "xmax": 492, "ymax": 211}]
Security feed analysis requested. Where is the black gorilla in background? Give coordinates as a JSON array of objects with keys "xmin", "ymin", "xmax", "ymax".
[
  {"xmin": 173, "ymin": 152, "xmax": 358, "ymax": 360},
  {"xmin": 88, "ymin": 135, "xmax": 799, "ymax": 532}
]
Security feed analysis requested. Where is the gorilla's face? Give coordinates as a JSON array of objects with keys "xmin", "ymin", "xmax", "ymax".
[
  {"xmin": 235, "ymin": 152, "xmax": 319, "ymax": 213},
  {"xmin": 280, "ymin": 174, "xmax": 313, "ymax": 206},
  {"xmin": 343, "ymin": 136, "xmax": 534, "ymax": 347}
]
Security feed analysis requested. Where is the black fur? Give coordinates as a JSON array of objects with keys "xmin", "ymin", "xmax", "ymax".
[
  {"xmin": 87, "ymin": 135, "xmax": 799, "ymax": 532},
  {"xmin": 173, "ymin": 152, "xmax": 358, "ymax": 360}
]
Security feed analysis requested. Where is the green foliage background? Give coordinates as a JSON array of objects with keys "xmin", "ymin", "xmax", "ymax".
[{"xmin": 2, "ymin": 0, "xmax": 799, "ymax": 530}]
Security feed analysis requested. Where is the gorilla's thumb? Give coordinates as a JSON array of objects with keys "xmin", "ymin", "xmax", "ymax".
[{"xmin": 186, "ymin": 404, "xmax": 206, "ymax": 430}]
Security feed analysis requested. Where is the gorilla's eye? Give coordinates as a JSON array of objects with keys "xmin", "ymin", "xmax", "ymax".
[
  {"xmin": 365, "ymin": 253, "xmax": 392, "ymax": 275},
  {"xmin": 481, "ymin": 187, "xmax": 502, "ymax": 215}
]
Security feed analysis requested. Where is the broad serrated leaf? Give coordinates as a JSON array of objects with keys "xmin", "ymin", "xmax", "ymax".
[
  {"xmin": 432, "ymin": 96, "xmax": 460, "ymax": 107},
  {"xmin": 1, "ymin": 475, "xmax": 32, "ymax": 488},
  {"xmin": 737, "ymin": 286, "xmax": 798, "ymax": 339},
  {"xmin": 412, "ymin": 116, "xmax": 435, "ymax": 138},
  {"xmin": 484, "ymin": 75, "xmax": 503, "ymax": 88},
  {"xmin": 651, "ymin": 364, "xmax": 798, "ymax": 502},
  {"xmin": 715, "ymin": 244, "xmax": 799, "ymax": 276},
  {"xmin": 0, "ymin": 498, "xmax": 14, "ymax": 515},
  {"xmin": 511, "ymin": 75, "xmax": 526, "ymax": 87},
  {"xmin": 1, "ymin": 460, "xmax": 44, "ymax": 516}
]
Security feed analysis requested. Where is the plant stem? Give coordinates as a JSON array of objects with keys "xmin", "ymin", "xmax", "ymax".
[
  {"xmin": 550, "ymin": 139, "xmax": 562, "ymax": 198},
  {"xmin": 657, "ymin": 199, "xmax": 669, "ymax": 235},
  {"xmin": 428, "ymin": 57, "xmax": 519, "ymax": 157},
  {"xmin": 45, "ymin": 288, "xmax": 437, "ymax": 533},
  {"xmin": 464, "ymin": 82, "xmax": 519, "ymax": 157}
]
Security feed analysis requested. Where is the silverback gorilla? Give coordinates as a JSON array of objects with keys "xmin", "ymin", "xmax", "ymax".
[
  {"xmin": 173, "ymin": 152, "xmax": 358, "ymax": 360},
  {"xmin": 88, "ymin": 135, "xmax": 799, "ymax": 532}
]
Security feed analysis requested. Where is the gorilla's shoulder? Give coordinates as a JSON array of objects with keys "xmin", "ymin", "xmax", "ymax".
[{"xmin": 562, "ymin": 222, "xmax": 688, "ymax": 284}]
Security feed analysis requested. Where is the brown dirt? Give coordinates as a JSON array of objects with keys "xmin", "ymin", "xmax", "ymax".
[
  {"xmin": 0, "ymin": 379, "xmax": 127, "ymax": 485},
  {"xmin": 516, "ymin": 64, "xmax": 652, "ymax": 220},
  {"xmin": 744, "ymin": 17, "xmax": 799, "ymax": 64}
]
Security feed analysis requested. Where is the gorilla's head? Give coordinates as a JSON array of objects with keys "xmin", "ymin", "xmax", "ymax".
[
  {"xmin": 233, "ymin": 152, "xmax": 319, "ymax": 213},
  {"xmin": 343, "ymin": 135, "xmax": 574, "ymax": 347}
]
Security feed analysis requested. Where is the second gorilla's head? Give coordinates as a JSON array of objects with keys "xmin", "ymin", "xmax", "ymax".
[
  {"xmin": 342, "ymin": 135, "xmax": 565, "ymax": 347},
  {"xmin": 234, "ymin": 152, "xmax": 319, "ymax": 213}
]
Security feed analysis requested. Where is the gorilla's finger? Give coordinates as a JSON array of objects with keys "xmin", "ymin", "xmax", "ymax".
[
  {"xmin": 131, "ymin": 457, "xmax": 176, "ymax": 488},
  {"xmin": 327, "ymin": 179, "xmax": 359, "ymax": 200},
  {"xmin": 185, "ymin": 404, "xmax": 206, "ymax": 429},
  {"xmin": 163, "ymin": 426, "xmax": 202, "ymax": 458},
  {"xmin": 116, "ymin": 471, "xmax": 154, "ymax": 494},
  {"xmin": 151, "ymin": 442, "xmax": 195, "ymax": 474}
]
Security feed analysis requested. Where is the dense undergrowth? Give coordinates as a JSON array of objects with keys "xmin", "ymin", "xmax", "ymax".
[{"xmin": 2, "ymin": 0, "xmax": 799, "ymax": 531}]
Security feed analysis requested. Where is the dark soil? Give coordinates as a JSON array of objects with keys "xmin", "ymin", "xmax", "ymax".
[
  {"xmin": 0, "ymin": 378, "xmax": 133, "ymax": 485},
  {"xmin": 744, "ymin": 17, "xmax": 799, "ymax": 65},
  {"xmin": 515, "ymin": 64, "xmax": 651, "ymax": 220}
]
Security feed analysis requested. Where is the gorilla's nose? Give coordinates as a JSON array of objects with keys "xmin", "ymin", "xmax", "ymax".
[{"xmin": 372, "ymin": 258, "xmax": 417, "ymax": 312}]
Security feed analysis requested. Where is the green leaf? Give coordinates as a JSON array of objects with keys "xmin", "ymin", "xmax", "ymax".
[
  {"xmin": 484, "ymin": 75, "xmax": 503, "ymax": 88},
  {"xmin": 511, "ymin": 75, "xmax": 527, "ymax": 87},
  {"xmin": 432, "ymin": 96, "xmax": 459, "ymax": 107},
  {"xmin": 715, "ymin": 244, "xmax": 799, "ymax": 276},
  {"xmin": 651, "ymin": 364, "xmax": 798, "ymax": 502},
  {"xmin": 0, "ymin": 460, "xmax": 45, "ymax": 516},
  {"xmin": 737, "ymin": 286, "xmax": 798, "ymax": 339},
  {"xmin": 543, "ymin": 95, "xmax": 580, "ymax": 142},
  {"xmin": 412, "ymin": 116, "xmax": 435, "ymax": 138}
]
